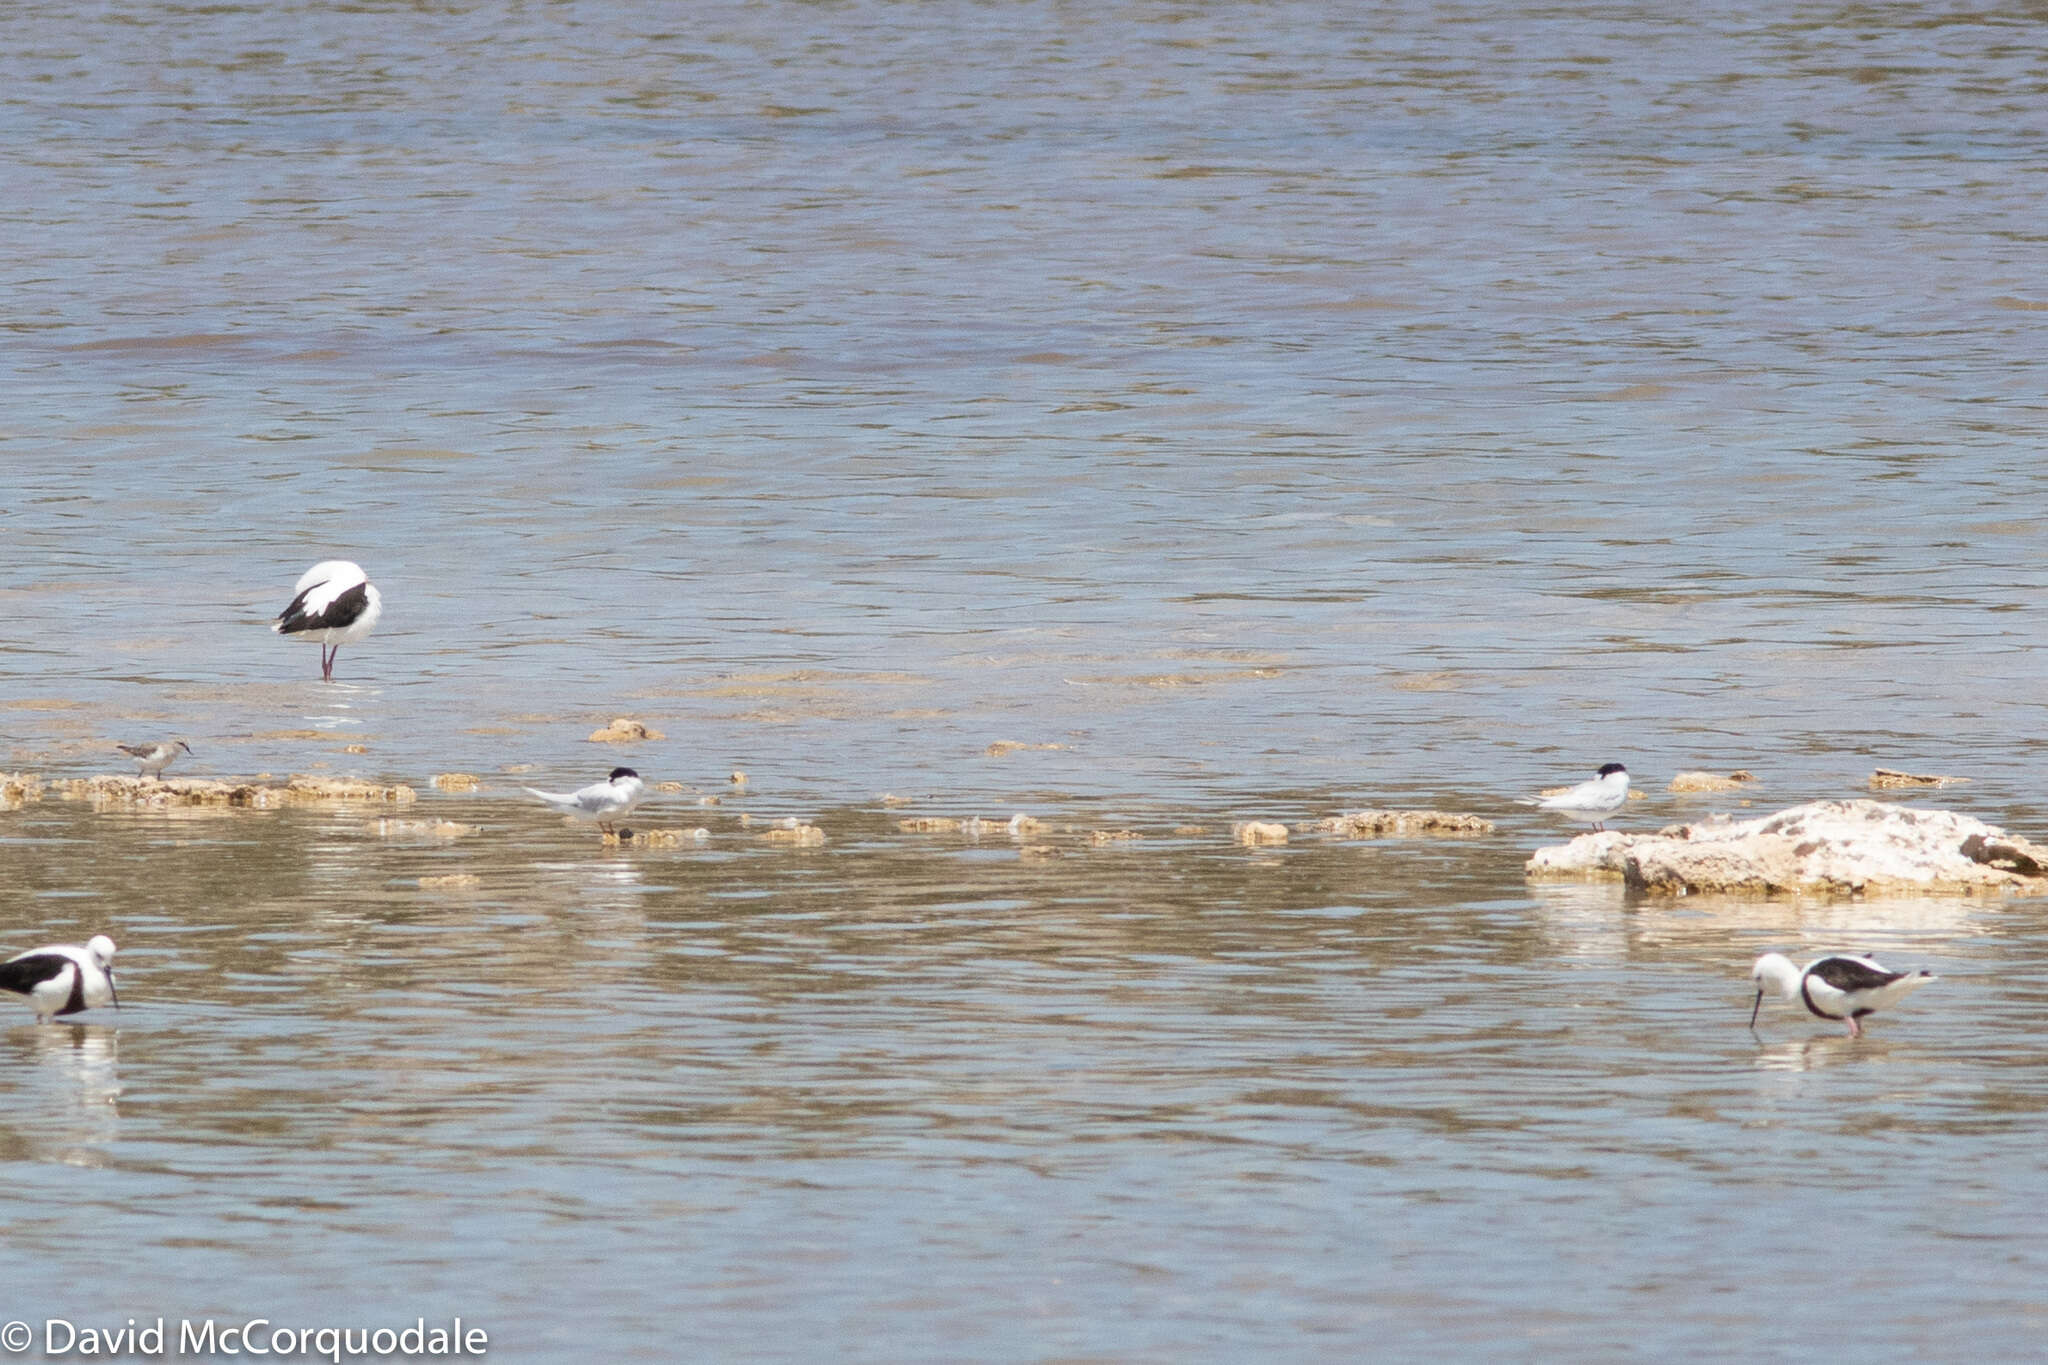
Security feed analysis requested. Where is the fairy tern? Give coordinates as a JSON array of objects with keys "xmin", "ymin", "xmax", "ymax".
[
  {"xmin": 524, "ymin": 767, "xmax": 646, "ymax": 836},
  {"xmin": 1519, "ymin": 763, "xmax": 1630, "ymax": 830}
]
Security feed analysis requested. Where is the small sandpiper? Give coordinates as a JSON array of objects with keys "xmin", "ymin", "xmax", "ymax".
[{"xmin": 116, "ymin": 739, "xmax": 192, "ymax": 782}]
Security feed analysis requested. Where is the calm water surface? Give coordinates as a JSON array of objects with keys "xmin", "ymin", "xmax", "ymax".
[{"xmin": 4, "ymin": 0, "xmax": 2047, "ymax": 1357}]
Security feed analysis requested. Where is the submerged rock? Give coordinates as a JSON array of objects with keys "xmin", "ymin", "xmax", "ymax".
[
  {"xmin": 897, "ymin": 816, "xmax": 961, "ymax": 833},
  {"xmin": 1527, "ymin": 798, "xmax": 2048, "ymax": 896},
  {"xmin": 284, "ymin": 776, "xmax": 417, "ymax": 804},
  {"xmin": 758, "ymin": 823, "xmax": 826, "ymax": 846},
  {"xmin": 432, "ymin": 772, "xmax": 482, "ymax": 791},
  {"xmin": 1870, "ymin": 768, "xmax": 1969, "ymax": 789},
  {"xmin": 1668, "ymin": 770, "xmax": 1757, "ymax": 793},
  {"xmin": 1233, "ymin": 821, "xmax": 1290, "ymax": 846},
  {"xmin": 588, "ymin": 718, "xmax": 664, "ymax": 743},
  {"xmin": 372, "ymin": 818, "xmax": 479, "ymax": 840},
  {"xmin": 604, "ymin": 828, "xmax": 705, "ymax": 848},
  {"xmin": 1312, "ymin": 810, "xmax": 1497, "ymax": 838},
  {"xmin": 984, "ymin": 740, "xmax": 1064, "ymax": 758}
]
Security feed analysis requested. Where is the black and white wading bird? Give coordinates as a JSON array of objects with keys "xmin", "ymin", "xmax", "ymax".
[
  {"xmin": 0, "ymin": 936, "xmax": 119, "ymax": 1024},
  {"xmin": 116, "ymin": 739, "xmax": 192, "ymax": 781},
  {"xmin": 273, "ymin": 560, "xmax": 382, "ymax": 682},
  {"xmin": 525, "ymin": 767, "xmax": 647, "ymax": 836},
  {"xmin": 1750, "ymin": 952, "xmax": 1936, "ymax": 1039},
  {"xmin": 1519, "ymin": 763, "xmax": 1630, "ymax": 831}
]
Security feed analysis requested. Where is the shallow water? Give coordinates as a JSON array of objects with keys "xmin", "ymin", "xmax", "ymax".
[{"xmin": 4, "ymin": 0, "xmax": 2048, "ymax": 1357}]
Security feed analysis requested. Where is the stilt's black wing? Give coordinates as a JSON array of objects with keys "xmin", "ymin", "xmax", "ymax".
[
  {"xmin": 278, "ymin": 580, "xmax": 369, "ymax": 635},
  {"xmin": 1808, "ymin": 956, "xmax": 1904, "ymax": 992},
  {"xmin": 0, "ymin": 953, "xmax": 72, "ymax": 996}
]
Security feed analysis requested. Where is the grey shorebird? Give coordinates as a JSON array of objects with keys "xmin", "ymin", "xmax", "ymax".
[{"xmin": 116, "ymin": 739, "xmax": 192, "ymax": 781}]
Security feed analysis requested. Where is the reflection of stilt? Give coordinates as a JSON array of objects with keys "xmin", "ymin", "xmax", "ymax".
[
  {"xmin": 1750, "ymin": 1034, "xmax": 1863, "ymax": 1074},
  {"xmin": 13, "ymin": 1027, "xmax": 122, "ymax": 1167}
]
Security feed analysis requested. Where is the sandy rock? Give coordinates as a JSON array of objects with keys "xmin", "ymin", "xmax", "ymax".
[
  {"xmin": 49, "ymin": 774, "xmax": 413, "ymax": 808},
  {"xmin": 418, "ymin": 873, "xmax": 481, "ymax": 890},
  {"xmin": 1313, "ymin": 810, "xmax": 1497, "ymax": 838},
  {"xmin": 343, "ymin": 744, "xmax": 368, "ymax": 755},
  {"xmin": 1233, "ymin": 821, "xmax": 1290, "ymax": 846},
  {"xmin": 729, "ymin": 771, "xmax": 748, "ymax": 786},
  {"xmin": 1088, "ymin": 829, "xmax": 1142, "ymax": 846},
  {"xmin": 654, "ymin": 780, "xmax": 689, "ymax": 794},
  {"xmin": 759, "ymin": 823, "xmax": 826, "ymax": 846},
  {"xmin": 1870, "ymin": 768, "xmax": 1969, "ymax": 789},
  {"xmin": 1, "ymin": 773, "xmax": 44, "ymax": 807},
  {"xmin": 1668, "ymin": 770, "xmax": 1757, "ymax": 793},
  {"xmin": 53, "ymin": 775, "xmax": 284, "ymax": 807},
  {"xmin": 1527, "ymin": 798, "xmax": 2048, "ymax": 896},
  {"xmin": 1018, "ymin": 844, "xmax": 1062, "ymax": 860},
  {"xmin": 985, "ymin": 740, "xmax": 1065, "ymax": 758},
  {"xmin": 1007, "ymin": 814, "xmax": 1047, "ymax": 838},
  {"xmin": 432, "ymin": 772, "xmax": 482, "ymax": 792},
  {"xmin": 588, "ymin": 718, "xmax": 664, "ymax": 743}
]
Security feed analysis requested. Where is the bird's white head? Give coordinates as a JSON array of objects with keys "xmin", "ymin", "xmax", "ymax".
[
  {"xmin": 296, "ymin": 559, "xmax": 368, "ymax": 593},
  {"xmin": 1749, "ymin": 951, "xmax": 1801, "ymax": 1025},
  {"xmin": 86, "ymin": 935, "xmax": 117, "ymax": 968}
]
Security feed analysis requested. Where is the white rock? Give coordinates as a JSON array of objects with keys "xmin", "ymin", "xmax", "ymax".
[{"xmin": 1526, "ymin": 798, "xmax": 2048, "ymax": 896}]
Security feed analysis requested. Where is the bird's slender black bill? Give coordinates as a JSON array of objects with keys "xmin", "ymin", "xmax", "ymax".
[{"xmin": 1749, "ymin": 989, "xmax": 1763, "ymax": 1028}]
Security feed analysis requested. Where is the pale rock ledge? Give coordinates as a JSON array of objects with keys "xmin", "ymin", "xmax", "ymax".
[{"xmin": 1526, "ymin": 798, "xmax": 2048, "ymax": 896}]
